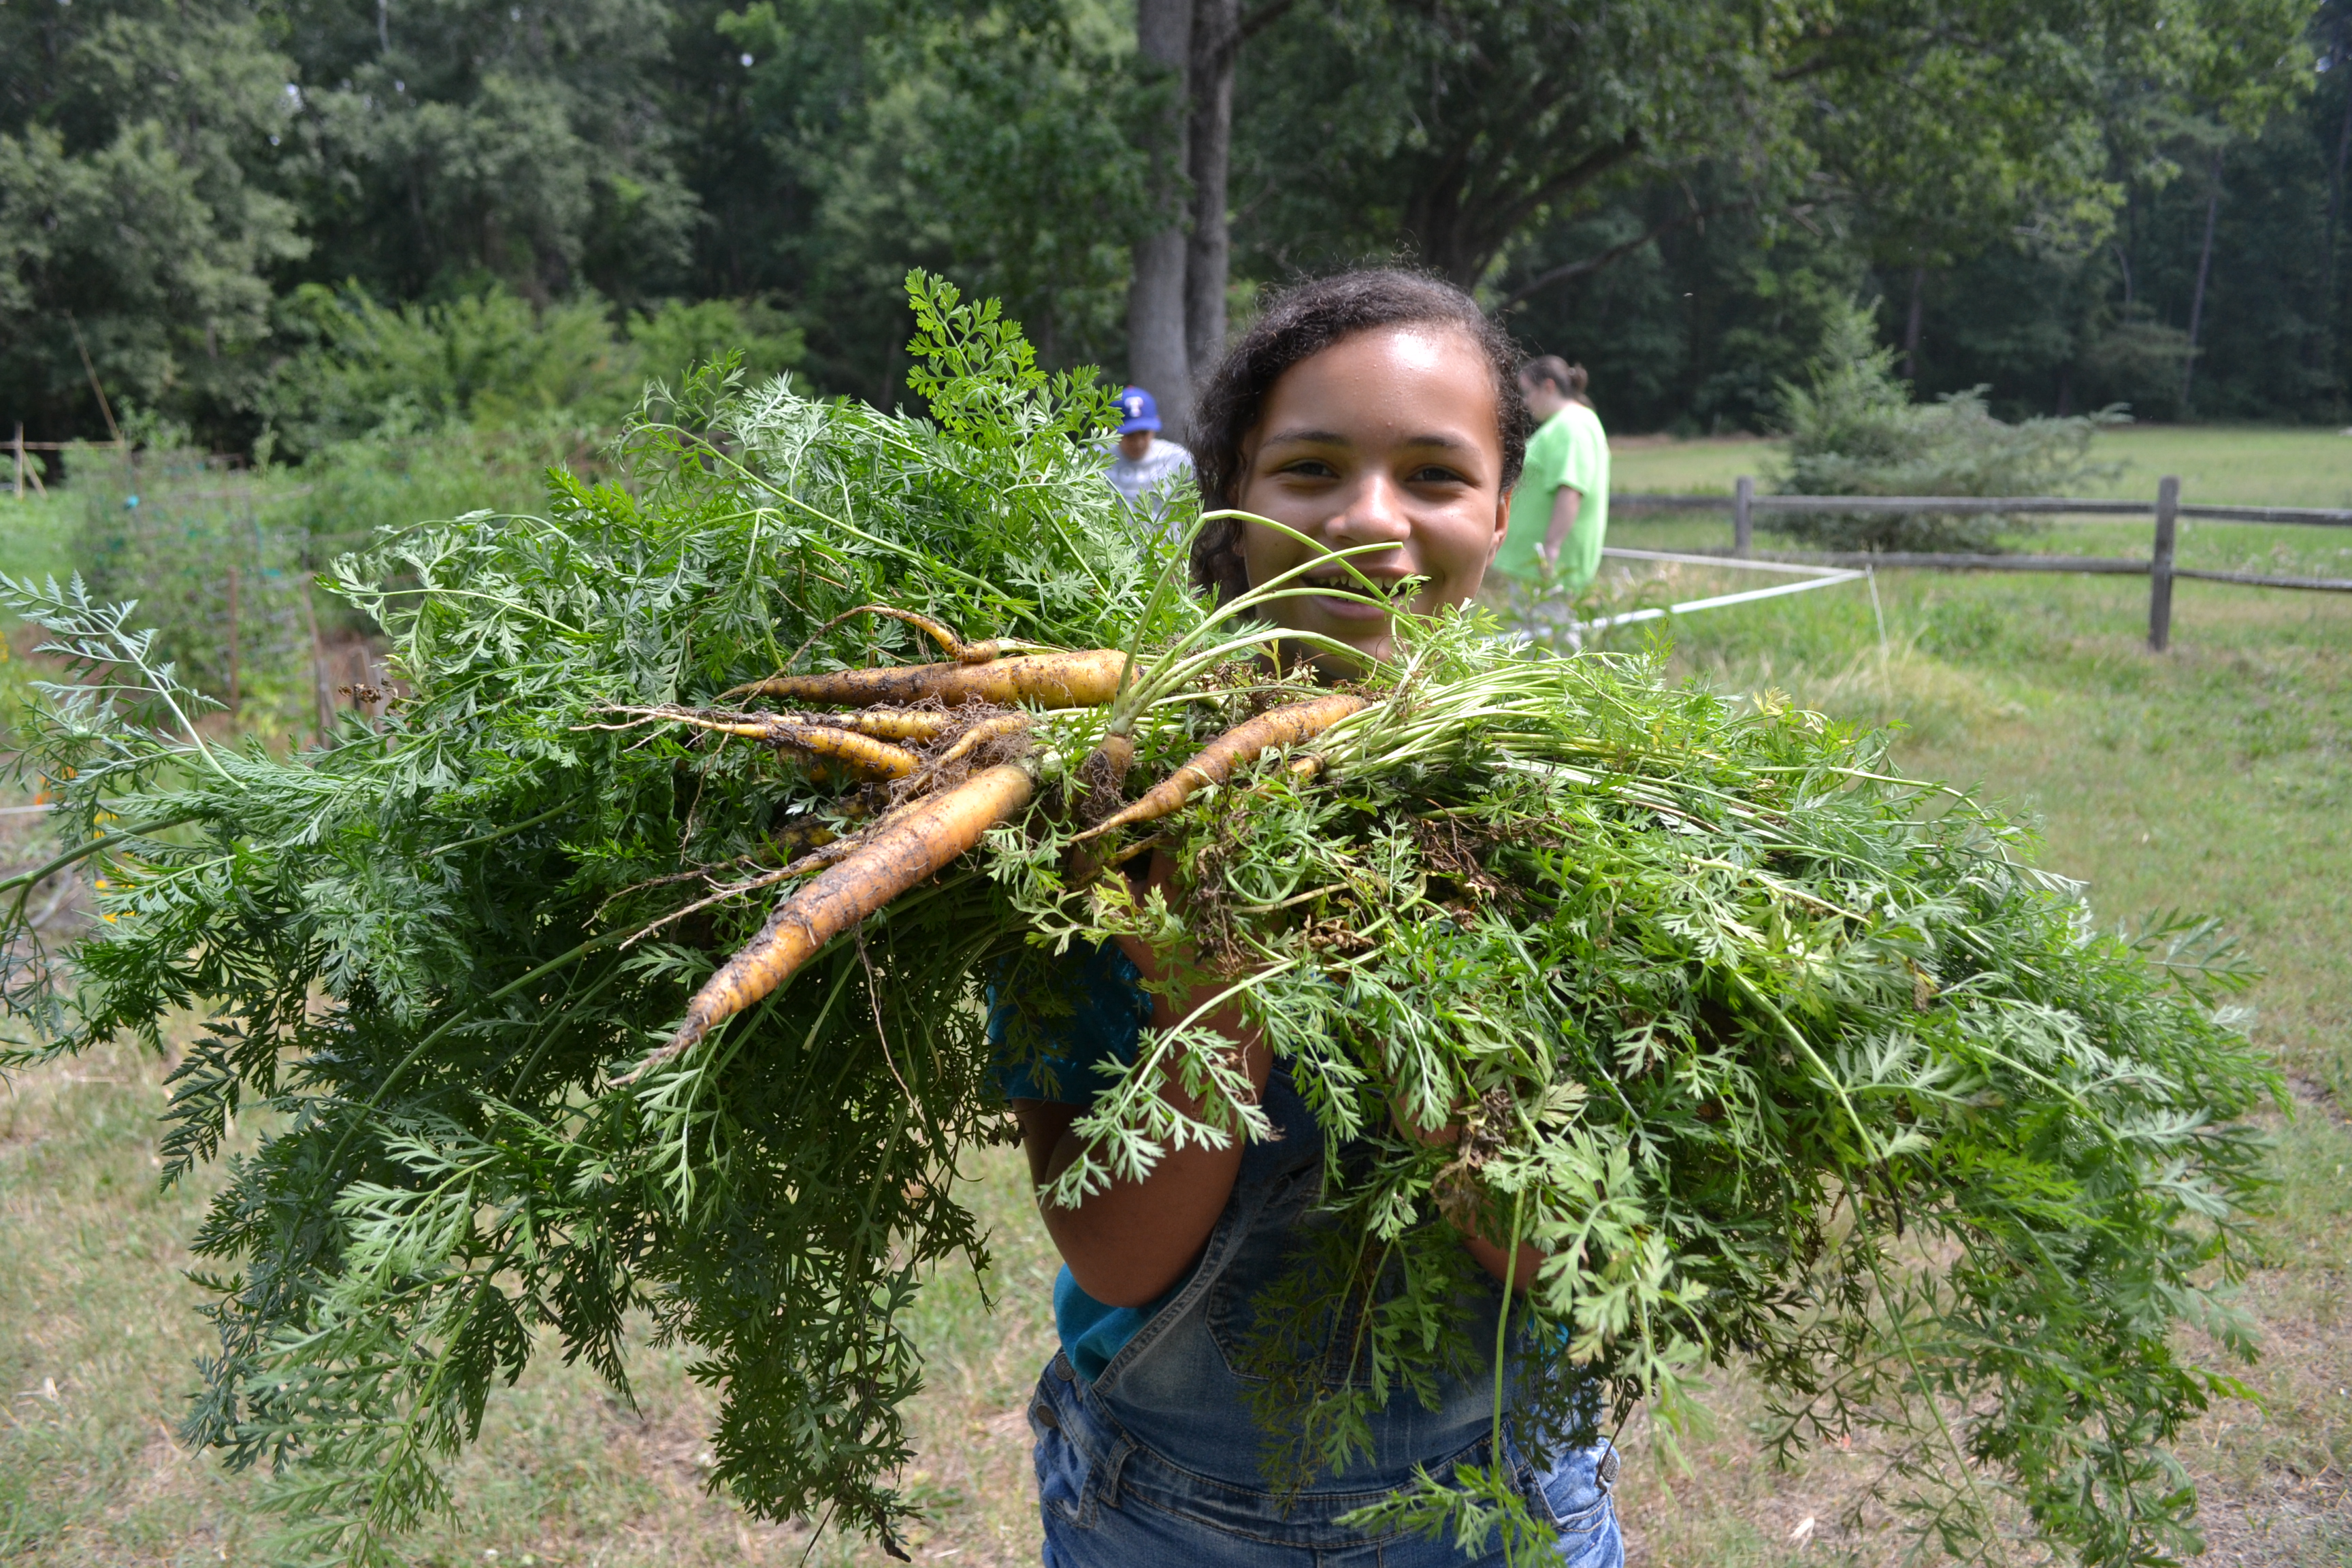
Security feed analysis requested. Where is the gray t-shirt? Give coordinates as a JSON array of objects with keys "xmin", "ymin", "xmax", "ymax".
[{"xmin": 1104, "ymin": 438, "xmax": 1196, "ymax": 531}]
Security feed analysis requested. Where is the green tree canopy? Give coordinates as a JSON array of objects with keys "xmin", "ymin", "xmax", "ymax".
[{"xmin": 0, "ymin": 0, "xmax": 308, "ymax": 436}]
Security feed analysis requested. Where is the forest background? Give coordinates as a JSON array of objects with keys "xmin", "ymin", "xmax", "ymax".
[{"xmin": 5, "ymin": 0, "xmax": 2352, "ymax": 461}]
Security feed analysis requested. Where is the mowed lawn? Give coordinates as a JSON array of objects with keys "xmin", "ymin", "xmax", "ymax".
[{"xmin": 3, "ymin": 428, "xmax": 2349, "ymax": 1566}]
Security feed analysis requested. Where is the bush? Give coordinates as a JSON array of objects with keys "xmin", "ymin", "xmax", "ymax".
[
  {"xmin": 264, "ymin": 284, "xmax": 803, "ymax": 455},
  {"xmin": 1771, "ymin": 301, "xmax": 2124, "ymax": 552},
  {"xmin": 60, "ymin": 424, "xmax": 621, "ymax": 732},
  {"xmin": 627, "ymin": 296, "xmax": 804, "ymax": 405}
]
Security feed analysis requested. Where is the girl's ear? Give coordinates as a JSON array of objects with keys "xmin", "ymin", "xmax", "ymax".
[{"xmin": 1484, "ymin": 485, "xmax": 1513, "ymax": 568}]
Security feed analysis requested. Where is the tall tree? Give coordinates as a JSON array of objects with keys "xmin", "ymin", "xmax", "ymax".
[
  {"xmin": 1128, "ymin": 0, "xmax": 1192, "ymax": 431},
  {"xmin": 273, "ymin": 0, "xmax": 702, "ymax": 307},
  {"xmin": 1236, "ymin": 0, "xmax": 1769, "ymax": 289},
  {"xmin": 1183, "ymin": 0, "xmax": 1294, "ymax": 383},
  {"xmin": 1184, "ymin": 0, "xmax": 1238, "ymax": 385},
  {"xmin": 0, "ymin": 0, "xmax": 307, "ymax": 442},
  {"xmin": 715, "ymin": 0, "xmax": 1156, "ymax": 400}
]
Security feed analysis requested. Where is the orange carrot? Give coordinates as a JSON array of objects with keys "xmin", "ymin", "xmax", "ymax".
[
  {"xmin": 1073, "ymin": 693, "xmax": 1367, "ymax": 842},
  {"xmin": 625, "ymin": 760, "xmax": 1037, "ymax": 1078},
  {"xmin": 724, "ymin": 649, "xmax": 1132, "ymax": 710}
]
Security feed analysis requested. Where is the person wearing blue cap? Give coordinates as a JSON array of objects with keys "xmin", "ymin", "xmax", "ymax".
[{"xmin": 1104, "ymin": 385, "xmax": 1195, "ymax": 530}]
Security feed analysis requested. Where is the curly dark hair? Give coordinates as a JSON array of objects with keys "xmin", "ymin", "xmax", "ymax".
[{"xmin": 1188, "ymin": 270, "xmax": 1530, "ymax": 603}]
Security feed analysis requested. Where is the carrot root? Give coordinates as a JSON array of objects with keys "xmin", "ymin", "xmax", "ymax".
[
  {"xmin": 1073, "ymin": 693, "xmax": 1367, "ymax": 843},
  {"xmin": 920, "ymin": 713, "xmax": 1030, "ymax": 774},
  {"xmin": 623, "ymin": 760, "xmax": 1038, "ymax": 1081},
  {"xmin": 725, "ymin": 649, "xmax": 1133, "ymax": 711},
  {"xmin": 789, "ymin": 708, "xmax": 958, "ymax": 742},
  {"xmin": 764, "ymin": 604, "xmax": 998, "ymax": 683}
]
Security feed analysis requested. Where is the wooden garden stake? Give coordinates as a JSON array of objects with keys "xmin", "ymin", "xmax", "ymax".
[
  {"xmin": 2149, "ymin": 475, "xmax": 2179, "ymax": 651},
  {"xmin": 225, "ymin": 564, "xmax": 242, "ymax": 715},
  {"xmin": 300, "ymin": 573, "xmax": 333, "ymax": 736}
]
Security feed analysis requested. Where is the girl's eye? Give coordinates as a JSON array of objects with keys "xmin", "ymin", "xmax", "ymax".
[
  {"xmin": 1279, "ymin": 457, "xmax": 1339, "ymax": 479},
  {"xmin": 1409, "ymin": 465, "xmax": 1468, "ymax": 485}
]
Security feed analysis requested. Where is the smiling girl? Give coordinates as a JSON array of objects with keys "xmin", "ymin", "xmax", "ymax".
[{"xmin": 997, "ymin": 272, "xmax": 1624, "ymax": 1568}]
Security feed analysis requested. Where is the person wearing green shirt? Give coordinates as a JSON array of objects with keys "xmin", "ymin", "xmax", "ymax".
[{"xmin": 1493, "ymin": 356, "xmax": 1609, "ymax": 593}]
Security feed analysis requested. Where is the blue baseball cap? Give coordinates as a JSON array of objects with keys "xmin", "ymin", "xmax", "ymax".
[{"xmin": 1117, "ymin": 386, "xmax": 1162, "ymax": 434}]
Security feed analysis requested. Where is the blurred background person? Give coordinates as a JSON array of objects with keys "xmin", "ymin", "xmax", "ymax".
[
  {"xmin": 1494, "ymin": 357, "xmax": 1608, "ymax": 596},
  {"xmin": 1105, "ymin": 385, "xmax": 1196, "ymax": 538}
]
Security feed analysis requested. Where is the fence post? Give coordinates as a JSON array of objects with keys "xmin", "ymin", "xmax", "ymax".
[
  {"xmin": 1733, "ymin": 475, "xmax": 1753, "ymax": 558},
  {"xmin": 2148, "ymin": 475, "xmax": 2179, "ymax": 651},
  {"xmin": 225, "ymin": 563, "xmax": 242, "ymax": 715}
]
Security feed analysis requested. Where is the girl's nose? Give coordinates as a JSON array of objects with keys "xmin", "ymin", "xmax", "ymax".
[{"xmin": 1326, "ymin": 474, "xmax": 1413, "ymax": 549}]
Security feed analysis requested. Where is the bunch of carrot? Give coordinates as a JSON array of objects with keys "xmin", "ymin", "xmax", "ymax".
[
  {"xmin": 604, "ymin": 602, "xmax": 1367, "ymax": 1079},
  {"xmin": 0, "ymin": 275, "xmax": 2277, "ymax": 1568}
]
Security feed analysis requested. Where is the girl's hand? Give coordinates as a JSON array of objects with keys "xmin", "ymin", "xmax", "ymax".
[
  {"xmin": 1389, "ymin": 1098, "xmax": 1546, "ymax": 1291},
  {"xmin": 1013, "ymin": 849, "xmax": 1271, "ymax": 1307}
]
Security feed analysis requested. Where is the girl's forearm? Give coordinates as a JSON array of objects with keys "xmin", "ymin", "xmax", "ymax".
[{"xmin": 1015, "ymin": 895, "xmax": 1271, "ymax": 1308}]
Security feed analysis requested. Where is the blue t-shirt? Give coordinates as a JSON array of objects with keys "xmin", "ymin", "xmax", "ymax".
[{"xmin": 989, "ymin": 939, "xmax": 1179, "ymax": 1382}]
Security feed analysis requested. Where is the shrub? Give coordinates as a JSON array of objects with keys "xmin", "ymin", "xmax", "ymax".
[
  {"xmin": 264, "ymin": 284, "xmax": 806, "ymax": 456},
  {"xmin": 265, "ymin": 284, "xmax": 635, "ymax": 452},
  {"xmin": 1771, "ymin": 301, "xmax": 2124, "ymax": 552},
  {"xmin": 627, "ymin": 297, "xmax": 804, "ymax": 404}
]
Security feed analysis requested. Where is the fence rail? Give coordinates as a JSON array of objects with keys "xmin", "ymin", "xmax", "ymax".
[{"xmin": 1607, "ymin": 474, "xmax": 2352, "ymax": 649}]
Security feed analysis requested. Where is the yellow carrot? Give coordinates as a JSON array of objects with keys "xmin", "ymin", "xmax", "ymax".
[
  {"xmin": 774, "ymin": 604, "xmax": 1004, "ymax": 673},
  {"xmin": 1073, "ymin": 693, "xmax": 1367, "ymax": 842},
  {"xmin": 598, "ymin": 706, "xmax": 925, "ymax": 779},
  {"xmin": 919, "ymin": 712, "xmax": 1029, "ymax": 774},
  {"xmin": 625, "ymin": 760, "xmax": 1038, "ymax": 1078},
  {"xmin": 724, "ymin": 649, "xmax": 1132, "ymax": 710},
  {"xmin": 826, "ymin": 708, "xmax": 958, "ymax": 742}
]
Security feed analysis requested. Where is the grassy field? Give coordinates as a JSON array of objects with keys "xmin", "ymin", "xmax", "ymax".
[
  {"xmin": 1611, "ymin": 423, "xmax": 2352, "ymax": 508},
  {"xmin": 1611, "ymin": 426, "xmax": 2352, "ymax": 584},
  {"xmin": 3, "ymin": 430, "xmax": 2349, "ymax": 1566}
]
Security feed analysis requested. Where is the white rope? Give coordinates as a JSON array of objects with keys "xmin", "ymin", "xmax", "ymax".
[{"xmin": 1575, "ymin": 550, "xmax": 1867, "ymax": 634}]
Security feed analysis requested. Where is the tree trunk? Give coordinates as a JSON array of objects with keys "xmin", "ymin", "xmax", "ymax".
[
  {"xmin": 1901, "ymin": 267, "xmax": 1925, "ymax": 381},
  {"xmin": 2181, "ymin": 150, "xmax": 2223, "ymax": 413},
  {"xmin": 2325, "ymin": 51, "xmax": 2352, "ymax": 357},
  {"xmin": 1128, "ymin": 0, "xmax": 1194, "ymax": 438},
  {"xmin": 1185, "ymin": 0, "xmax": 1239, "ymax": 389}
]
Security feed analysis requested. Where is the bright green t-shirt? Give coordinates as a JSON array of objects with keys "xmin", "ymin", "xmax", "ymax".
[{"xmin": 1494, "ymin": 402, "xmax": 1610, "ymax": 593}]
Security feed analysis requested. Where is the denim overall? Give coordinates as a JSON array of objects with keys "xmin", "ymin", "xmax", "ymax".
[{"xmin": 1026, "ymin": 1060, "xmax": 1624, "ymax": 1567}]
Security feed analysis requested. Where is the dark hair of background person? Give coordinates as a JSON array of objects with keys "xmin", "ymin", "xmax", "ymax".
[
  {"xmin": 1189, "ymin": 270, "xmax": 1531, "ymax": 604},
  {"xmin": 1519, "ymin": 355, "xmax": 1590, "ymax": 400}
]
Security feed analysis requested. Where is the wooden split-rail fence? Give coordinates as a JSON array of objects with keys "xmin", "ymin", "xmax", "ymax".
[{"xmin": 1612, "ymin": 475, "xmax": 2352, "ymax": 651}]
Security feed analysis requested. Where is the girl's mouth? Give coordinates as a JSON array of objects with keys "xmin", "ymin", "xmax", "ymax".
[{"xmin": 1301, "ymin": 574, "xmax": 1412, "ymax": 620}]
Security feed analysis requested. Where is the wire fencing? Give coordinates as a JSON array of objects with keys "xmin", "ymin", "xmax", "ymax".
[{"xmin": 64, "ymin": 447, "xmax": 391, "ymax": 734}]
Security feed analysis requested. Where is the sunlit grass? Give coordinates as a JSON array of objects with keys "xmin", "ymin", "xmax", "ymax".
[{"xmin": 1610, "ymin": 423, "xmax": 2352, "ymax": 510}]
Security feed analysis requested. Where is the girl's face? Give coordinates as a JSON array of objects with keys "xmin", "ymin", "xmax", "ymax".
[{"xmin": 1235, "ymin": 325, "xmax": 1512, "ymax": 667}]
